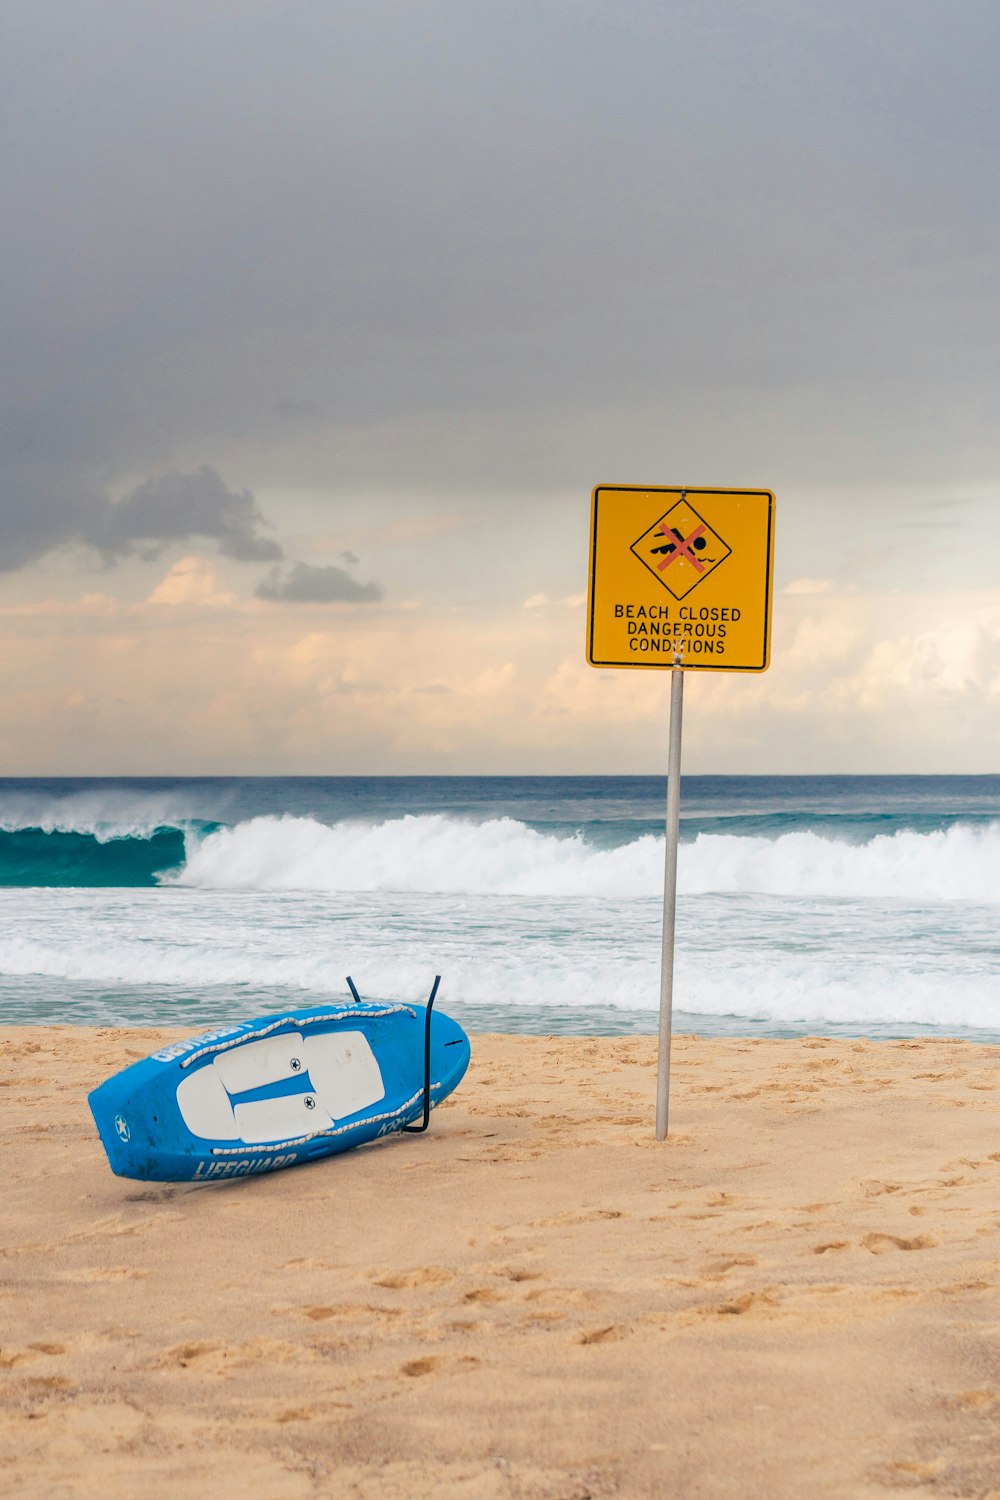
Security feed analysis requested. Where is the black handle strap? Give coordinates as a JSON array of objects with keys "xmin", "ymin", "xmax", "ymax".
[{"xmin": 403, "ymin": 975, "xmax": 441, "ymax": 1134}]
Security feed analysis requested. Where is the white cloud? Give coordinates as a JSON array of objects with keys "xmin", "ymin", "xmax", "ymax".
[
  {"xmin": 849, "ymin": 610, "xmax": 1000, "ymax": 706},
  {"xmin": 1, "ymin": 582, "xmax": 999, "ymax": 773},
  {"xmin": 147, "ymin": 556, "xmax": 238, "ymax": 607}
]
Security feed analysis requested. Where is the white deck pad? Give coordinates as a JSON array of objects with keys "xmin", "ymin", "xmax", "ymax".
[
  {"xmin": 212, "ymin": 1032, "xmax": 305, "ymax": 1093},
  {"xmin": 176, "ymin": 1026, "xmax": 386, "ymax": 1144},
  {"xmin": 175, "ymin": 1067, "xmax": 239, "ymax": 1142},
  {"xmin": 233, "ymin": 1092, "xmax": 333, "ymax": 1144},
  {"xmin": 303, "ymin": 1030, "xmax": 385, "ymax": 1120}
]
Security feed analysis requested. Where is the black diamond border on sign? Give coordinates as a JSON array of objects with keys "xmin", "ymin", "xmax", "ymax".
[{"xmin": 629, "ymin": 498, "xmax": 732, "ymax": 597}]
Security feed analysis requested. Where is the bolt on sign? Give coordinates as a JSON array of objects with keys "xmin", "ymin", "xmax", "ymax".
[{"xmin": 587, "ymin": 486, "xmax": 775, "ymax": 671}]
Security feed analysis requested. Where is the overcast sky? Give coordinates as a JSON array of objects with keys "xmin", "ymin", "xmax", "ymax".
[{"xmin": 2, "ymin": 0, "xmax": 998, "ymax": 774}]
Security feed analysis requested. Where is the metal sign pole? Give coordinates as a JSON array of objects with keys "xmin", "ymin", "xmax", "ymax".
[{"xmin": 655, "ymin": 666, "xmax": 685, "ymax": 1140}]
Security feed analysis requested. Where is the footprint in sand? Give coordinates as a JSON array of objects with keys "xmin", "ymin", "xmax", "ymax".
[
  {"xmin": 400, "ymin": 1354, "xmax": 481, "ymax": 1378},
  {"xmin": 575, "ymin": 1324, "xmax": 625, "ymax": 1345},
  {"xmin": 859, "ymin": 1180, "xmax": 903, "ymax": 1198},
  {"xmin": 535, "ymin": 1208, "xmax": 627, "ymax": 1227},
  {"xmin": 860, "ymin": 1232, "xmax": 936, "ymax": 1254},
  {"xmin": 297, "ymin": 1303, "xmax": 403, "ymax": 1322},
  {"xmin": 0, "ymin": 1350, "xmax": 32, "ymax": 1370},
  {"xmin": 154, "ymin": 1339, "xmax": 223, "ymax": 1368},
  {"xmin": 720, "ymin": 1291, "xmax": 777, "ymax": 1316},
  {"xmin": 702, "ymin": 1255, "xmax": 758, "ymax": 1278},
  {"xmin": 152, "ymin": 1338, "xmax": 316, "ymax": 1372},
  {"xmin": 943, "ymin": 1389, "xmax": 997, "ymax": 1409},
  {"xmin": 692, "ymin": 1289, "xmax": 778, "ymax": 1318},
  {"xmin": 524, "ymin": 1286, "xmax": 600, "ymax": 1308},
  {"xmin": 369, "ymin": 1267, "xmax": 455, "ymax": 1289},
  {"xmin": 878, "ymin": 1460, "xmax": 942, "ymax": 1482}
]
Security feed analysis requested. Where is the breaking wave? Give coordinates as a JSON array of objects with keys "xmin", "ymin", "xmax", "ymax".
[
  {"xmin": 169, "ymin": 813, "xmax": 1000, "ymax": 903},
  {"xmin": 1, "ymin": 807, "xmax": 997, "ymax": 903}
]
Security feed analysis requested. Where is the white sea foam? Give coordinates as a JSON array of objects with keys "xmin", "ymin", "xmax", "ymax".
[
  {"xmin": 169, "ymin": 812, "xmax": 1000, "ymax": 903},
  {"xmin": 2, "ymin": 884, "xmax": 998, "ymax": 1031},
  {"xmin": 683, "ymin": 823, "xmax": 1000, "ymax": 903}
]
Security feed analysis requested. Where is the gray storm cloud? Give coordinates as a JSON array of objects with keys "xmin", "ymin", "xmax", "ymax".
[
  {"xmin": 95, "ymin": 468, "xmax": 282, "ymax": 563},
  {"xmin": 1, "ymin": 0, "xmax": 998, "ymax": 577},
  {"xmin": 255, "ymin": 561, "xmax": 383, "ymax": 604},
  {"xmin": 0, "ymin": 463, "xmax": 281, "ymax": 574}
]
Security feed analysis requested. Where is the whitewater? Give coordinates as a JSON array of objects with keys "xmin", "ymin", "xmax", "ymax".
[{"xmin": 1, "ymin": 775, "xmax": 998, "ymax": 1039}]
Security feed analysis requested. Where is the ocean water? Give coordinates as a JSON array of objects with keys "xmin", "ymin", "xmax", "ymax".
[{"xmin": 0, "ymin": 775, "xmax": 998, "ymax": 1042}]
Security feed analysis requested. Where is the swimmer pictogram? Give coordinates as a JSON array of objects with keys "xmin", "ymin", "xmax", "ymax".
[{"xmin": 630, "ymin": 495, "xmax": 731, "ymax": 599}]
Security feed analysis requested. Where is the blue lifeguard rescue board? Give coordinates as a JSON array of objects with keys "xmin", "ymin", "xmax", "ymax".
[{"xmin": 88, "ymin": 999, "xmax": 471, "ymax": 1182}]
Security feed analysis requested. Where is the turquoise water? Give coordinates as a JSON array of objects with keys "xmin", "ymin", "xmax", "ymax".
[{"xmin": 1, "ymin": 775, "xmax": 998, "ymax": 1041}]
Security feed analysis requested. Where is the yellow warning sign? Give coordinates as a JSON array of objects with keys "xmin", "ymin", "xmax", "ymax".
[{"xmin": 587, "ymin": 486, "xmax": 775, "ymax": 671}]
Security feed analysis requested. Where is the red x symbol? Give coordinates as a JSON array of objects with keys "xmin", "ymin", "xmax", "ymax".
[{"xmin": 655, "ymin": 522, "xmax": 707, "ymax": 573}]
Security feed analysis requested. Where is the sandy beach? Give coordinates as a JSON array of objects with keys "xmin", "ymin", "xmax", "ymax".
[{"xmin": 3, "ymin": 1026, "xmax": 1000, "ymax": 1499}]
